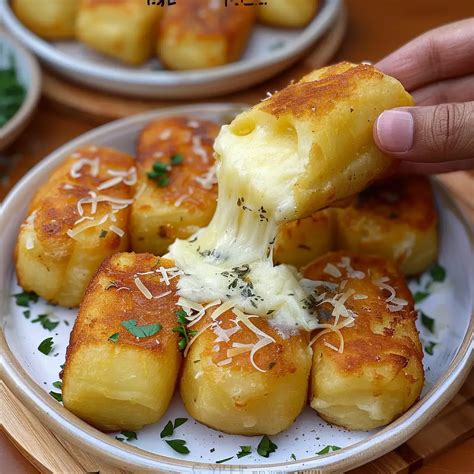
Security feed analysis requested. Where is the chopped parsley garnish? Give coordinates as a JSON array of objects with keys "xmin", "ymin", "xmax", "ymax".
[
  {"xmin": 49, "ymin": 391, "xmax": 62, "ymax": 402},
  {"xmin": 165, "ymin": 439, "xmax": 190, "ymax": 454},
  {"xmin": 425, "ymin": 341, "xmax": 437, "ymax": 355},
  {"xmin": 32, "ymin": 314, "xmax": 59, "ymax": 331},
  {"xmin": 13, "ymin": 291, "xmax": 38, "ymax": 307},
  {"xmin": 52, "ymin": 380, "xmax": 62, "ymax": 390},
  {"xmin": 268, "ymin": 361, "xmax": 276, "ymax": 370},
  {"xmin": 237, "ymin": 446, "xmax": 252, "ymax": 458},
  {"xmin": 0, "ymin": 58, "xmax": 26, "ymax": 127},
  {"xmin": 38, "ymin": 337, "xmax": 54, "ymax": 355},
  {"xmin": 121, "ymin": 431, "xmax": 137, "ymax": 442},
  {"xmin": 414, "ymin": 291, "xmax": 429, "ymax": 303},
  {"xmin": 316, "ymin": 445, "xmax": 341, "ymax": 455},
  {"xmin": 99, "ymin": 230, "xmax": 108, "ymax": 238},
  {"xmin": 170, "ymin": 153, "xmax": 184, "ymax": 165},
  {"xmin": 216, "ymin": 456, "xmax": 234, "ymax": 464},
  {"xmin": 290, "ymin": 453, "xmax": 297, "ymax": 460},
  {"xmin": 147, "ymin": 154, "xmax": 184, "ymax": 187},
  {"xmin": 23, "ymin": 310, "xmax": 30, "ymax": 319},
  {"xmin": 161, "ymin": 417, "xmax": 188, "ymax": 438},
  {"xmin": 420, "ymin": 312, "xmax": 435, "ymax": 333},
  {"xmin": 121, "ymin": 320, "xmax": 161, "ymax": 338},
  {"xmin": 257, "ymin": 435, "xmax": 277, "ymax": 458},
  {"xmin": 173, "ymin": 310, "xmax": 197, "ymax": 351},
  {"xmin": 115, "ymin": 436, "xmax": 124, "ymax": 442},
  {"xmin": 430, "ymin": 263, "xmax": 446, "ymax": 282},
  {"xmin": 108, "ymin": 332, "xmax": 120, "ymax": 343}
]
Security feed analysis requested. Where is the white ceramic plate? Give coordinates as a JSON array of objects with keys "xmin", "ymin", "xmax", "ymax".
[
  {"xmin": 1, "ymin": 104, "xmax": 473, "ymax": 473},
  {"xmin": 0, "ymin": 0, "xmax": 343, "ymax": 99},
  {"xmin": 0, "ymin": 27, "xmax": 40, "ymax": 151}
]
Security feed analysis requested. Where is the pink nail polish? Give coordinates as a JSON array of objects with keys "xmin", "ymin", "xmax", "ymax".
[{"xmin": 376, "ymin": 110, "xmax": 414, "ymax": 152}]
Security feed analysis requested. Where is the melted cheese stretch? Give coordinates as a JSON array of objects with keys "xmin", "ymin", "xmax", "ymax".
[{"xmin": 168, "ymin": 117, "xmax": 318, "ymax": 332}]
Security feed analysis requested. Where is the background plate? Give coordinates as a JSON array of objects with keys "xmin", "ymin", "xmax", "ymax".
[
  {"xmin": 0, "ymin": 0, "xmax": 342, "ymax": 99},
  {"xmin": 1, "ymin": 104, "xmax": 473, "ymax": 472}
]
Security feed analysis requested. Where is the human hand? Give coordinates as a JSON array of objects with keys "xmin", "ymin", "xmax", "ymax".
[{"xmin": 373, "ymin": 18, "xmax": 474, "ymax": 174}]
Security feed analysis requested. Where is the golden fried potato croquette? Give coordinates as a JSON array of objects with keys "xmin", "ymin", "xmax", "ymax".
[
  {"xmin": 303, "ymin": 252, "xmax": 424, "ymax": 430},
  {"xmin": 274, "ymin": 209, "xmax": 336, "ymax": 268},
  {"xmin": 157, "ymin": 0, "xmax": 256, "ymax": 70},
  {"xmin": 15, "ymin": 147, "xmax": 134, "ymax": 307},
  {"xmin": 215, "ymin": 62, "xmax": 413, "ymax": 222},
  {"xmin": 131, "ymin": 117, "xmax": 219, "ymax": 255},
  {"xmin": 12, "ymin": 0, "xmax": 79, "ymax": 39},
  {"xmin": 336, "ymin": 176, "xmax": 438, "ymax": 276},
  {"xmin": 181, "ymin": 309, "xmax": 312, "ymax": 435},
  {"xmin": 258, "ymin": 0, "xmax": 318, "ymax": 28},
  {"xmin": 76, "ymin": 0, "xmax": 163, "ymax": 65},
  {"xmin": 62, "ymin": 253, "xmax": 182, "ymax": 431}
]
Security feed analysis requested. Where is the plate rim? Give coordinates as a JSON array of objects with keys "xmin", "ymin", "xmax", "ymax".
[
  {"xmin": 0, "ymin": 0, "xmax": 341, "ymax": 86},
  {"xmin": 1, "ymin": 104, "xmax": 473, "ymax": 473}
]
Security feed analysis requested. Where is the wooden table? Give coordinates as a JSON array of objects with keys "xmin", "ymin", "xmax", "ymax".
[{"xmin": 1, "ymin": 0, "xmax": 473, "ymax": 472}]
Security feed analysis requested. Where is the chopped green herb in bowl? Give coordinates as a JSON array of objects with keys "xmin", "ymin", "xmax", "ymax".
[{"xmin": 0, "ymin": 54, "xmax": 26, "ymax": 128}]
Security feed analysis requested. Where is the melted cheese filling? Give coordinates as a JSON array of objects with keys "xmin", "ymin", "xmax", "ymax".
[{"xmin": 168, "ymin": 112, "xmax": 318, "ymax": 331}]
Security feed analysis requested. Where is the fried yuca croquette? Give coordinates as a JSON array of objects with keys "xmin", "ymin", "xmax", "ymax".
[
  {"xmin": 258, "ymin": 0, "xmax": 318, "ymax": 28},
  {"xmin": 76, "ymin": 0, "xmax": 163, "ymax": 65},
  {"xmin": 217, "ymin": 62, "xmax": 413, "ymax": 222},
  {"xmin": 181, "ymin": 308, "xmax": 311, "ymax": 435},
  {"xmin": 336, "ymin": 176, "xmax": 438, "ymax": 276},
  {"xmin": 131, "ymin": 117, "xmax": 219, "ymax": 255},
  {"xmin": 62, "ymin": 253, "xmax": 182, "ymax": 431},
  {"xmin": 274, "ymin": 209, "xmax": 336, "ymax": 269},
  {"xmin": 15, "ymin": 147, "xmax": 135, "ymax": 307},
  {"xmin": 303, "ymin": 252, "xmax": 424, "ymax": 430},
  {"xmin": 12, "ymin": 0, "xmax": 79, "ymax": 39},
  {"xmin": 157, "ymin": 0, "xmax": 256, "ymax": 70}
]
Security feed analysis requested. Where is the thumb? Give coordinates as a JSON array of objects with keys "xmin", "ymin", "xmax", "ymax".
[{"xmin": 374, "ymin": 102, "xmax": 474, "ymax": 163}]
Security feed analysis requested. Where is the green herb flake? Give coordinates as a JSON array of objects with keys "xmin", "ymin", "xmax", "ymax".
[
  {"xmin": 216, "ymin": 456, "xmax": 234, "ymax": 464},
  {"xmin": 414, "ymin": 291, "xmax": 429, "ymax": 303},
  {"xmin": 257, "ymin": 435, "xmax": 277, "ymax": 458},
  {"xmin": 49, "ymin": 390, "xmax": 62, "ymax": 402},
  {"xmin": 38, "ymin": 337, "xmax": 54, "ymax": 355},
  {"xmin": 160, "ymin": 420, "xmax": 174, "ymax": 438},
  {"xmin": 99, "ymin": 230, "xmax": 108, "ymax": 238},
  {"xmin": 316, "ymin": 445, "xmax": 341, "ymax": 455},
  {"xmin": 32, "ymin": 313, "xmax": 59, "ymax": 331},
  {"xmin": 425, "ymin": 341, "xmax": 437, "ymax": 355},
  {"xmin": 170, "ymin": 154, "xmax": 184, "ymax": 166},
  {"xmin": 23, "ymin": 310, "xmax": 30, "ymax": 319},
  {"xmin": 108, "ymin": 332, "xmax": 120, "ymax": 344},
  {"xmin": 174, "ymin": 418, "xmax": 188, "ymax": 429},
  {"xmin": 173, "ymin": 309, "xmax": 194, "ymax": 351},
  {"xmin": 115, "ymin": 437, "xmax": 124, "ymax": 442},
  {"xmin": 165, "ymin": 439, "xmax": 190, "ymax": 455},
  {"xmin": 121, "ymin": 431, "xmax": 137, "ymax": 442},
  {"xmin": 430, "ymin": 263, "xmax": 446, "ymax": 282},
  {"xmin": 237, "ymin": 446, "xmax": 252, "ymax": 458},
  {"xmin": 157, "ymin": 175, "xmax": 170, "ymax": 187},
  {"xmin": 121, "ymin": 320, "xmax": 162, "ymax": 338},
  {"xmin": 52, "ymin": 380, "xmax": 62, "ymax": 390},
  {"xmin": 421, "ymin": 312, "xmax": 435, "ymax": 333},
  {"xmin": 290, "ymin": 453, "xmax": 297, "ymax": 460},
  {"xmin": 13, "ymin": 291, "xmax": 38, "ymax": 308}
]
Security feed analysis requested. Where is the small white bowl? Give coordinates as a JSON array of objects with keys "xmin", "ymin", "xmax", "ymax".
[{"xmin": 0, "ymin": 28, "xmax": 41, "ymax": 151}]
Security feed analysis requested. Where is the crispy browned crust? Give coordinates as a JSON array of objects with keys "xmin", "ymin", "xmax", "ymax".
[
  {"xmin": 303, "ymin": 251, "xmax": 423, "ymax": 376},
  {"xmin": 65, "ymin": 253, "xmax": 180, "ymax": 362},
  {"xmin": 258, "ymin": 63, "xmax": 384, "ymax": 119},
  {"xmin": 136, "ymin": 116, "xmax": 219, "ymax": 212},
  {"xmin": 192, "ymin": 311, "xmax": 309, "ymax": 376},
  {"xmin": 158, "ymin": 0, "xmax": 256, "ymax": 37},
  {"xmin": 343, "ymin": 175, "xmax": 437, "ymax": 232},
  {"xmin": 24, "ymin": 147, "xmax": 132, "ymax": 257}
]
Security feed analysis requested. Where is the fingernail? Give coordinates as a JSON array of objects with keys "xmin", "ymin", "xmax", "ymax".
[{"xmin": 376, "ymin": 110, "xmax": 414, "ymax": 152}]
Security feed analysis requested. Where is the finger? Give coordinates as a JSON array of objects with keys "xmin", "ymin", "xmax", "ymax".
[
  {"xmin": 373, "ymin": 101, "xmax": 474, "ymax": 163},
  {"xmin": 397, "ymin": 158, "xmax": 474, "ymax": 175},
  {"xmin": 412, "ymin": 74, "xmax": 474, "ymax": 106},
  {"xmin": 376, "ymin": 18, "xmax": 474, "ymax": 91}
]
